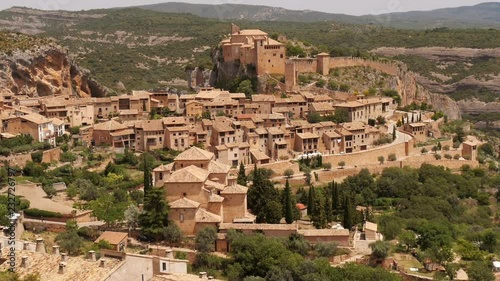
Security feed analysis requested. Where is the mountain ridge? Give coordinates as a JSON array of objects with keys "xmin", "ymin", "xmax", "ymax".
[{"xmin": 138, "ymin": 1, "xmax": 500, "ymax": 29}]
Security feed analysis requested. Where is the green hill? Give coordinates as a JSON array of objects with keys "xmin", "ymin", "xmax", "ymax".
[
  {"xmin": 139, "ymin": 2, "xmax": 500, "ymax": 29},
  {"xmin": 0, "ymin": 7, "xmax": 499, "ymax": 92}
]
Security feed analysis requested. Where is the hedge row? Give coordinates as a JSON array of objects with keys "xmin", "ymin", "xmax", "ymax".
[{"xmin": 24, "ymin": 208, "xmax": 64, "ymax": 218}]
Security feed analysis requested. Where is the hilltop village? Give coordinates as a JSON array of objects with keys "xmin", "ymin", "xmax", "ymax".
[{"xmin": 0, "ymin": 25, "xmax": 496, "ymax": 281}]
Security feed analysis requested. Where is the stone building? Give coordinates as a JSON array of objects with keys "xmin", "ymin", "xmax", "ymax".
[
  {"xmin": 221, "ymin": 24, "xmax": 286, "ymax": 76},
  {"xmin": 153, "ymin": 147, "xmax": 253, "ymax": 236}
]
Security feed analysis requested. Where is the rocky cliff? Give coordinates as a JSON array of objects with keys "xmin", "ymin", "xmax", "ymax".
[
  {"xmin": 0, "ymin": 41, "xmax": 108, "ymax": 99},
  {"xmin": 396, "ymin": 67, "xmax": 462, "ymax": 120}
]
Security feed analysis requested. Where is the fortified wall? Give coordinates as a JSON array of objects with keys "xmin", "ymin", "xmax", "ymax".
[{"xmin": 284, "ymin": 56, "xmax": 461, "ymax": 119}]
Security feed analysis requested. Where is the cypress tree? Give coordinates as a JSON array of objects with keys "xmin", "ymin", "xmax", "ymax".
[
  {"xmin": 311, "ymin": 188, "xmax": 326, "ymax": 229},
  {"xmin": 237, "ymin": 162, "xmax": 247, "ymax": 186},
  {"xmin": 342, "ymin": 196, "xmax": 353, "ymax": 230},
  {"xmin": 332, "ymin": 182, "xmax": 339, "ymax": 211},
  {"xmin": 308, "ymin": 186, "xmax": 316, "ymax": 216},
  {"xmin": 325, "ymin": 186, "xmax": 333, "ymax": 223},
  {"xmin": 284, "ymin": 179, "xmax": 294, "ymax": 224},
  {"xmin": 392, "ymin": 126, "xmax": 397, "ymax": 141},
  {"xmin": 143, "ymin": 155, "xmax": 152, "ymax": 195}
]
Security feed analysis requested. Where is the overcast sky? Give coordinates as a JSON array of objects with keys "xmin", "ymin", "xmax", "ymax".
[{"xmin": 0, "ymin": 0, "xmax": 494, "ymax": 16}]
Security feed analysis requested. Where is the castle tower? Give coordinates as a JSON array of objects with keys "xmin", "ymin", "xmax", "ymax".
[
  {"xmin": 285, "ymin": 61, "xmax": 297, "ymax": 91},
  {"xmin": 317, "ymin": 53, "xmax": 330, "ymax": 76},
  {"xmin": 231, "ymin": 23, "xmax": 240, "ymax": 34},
  {"xmin": 254, "ymin": 38, "xmax": 267, "ymax": 76}
]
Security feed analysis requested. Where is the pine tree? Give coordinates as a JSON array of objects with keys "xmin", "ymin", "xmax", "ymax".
[
  {"xmin": 342, "ymin": 196, "xmax": 353, "ymax": 230},
  {"xmin": 284, "ymin": 179, "xmax": 294, "ymax": 224},
  {"xmin": 237, "ymin": 162, "xmax": 247, "ymax": 186}
]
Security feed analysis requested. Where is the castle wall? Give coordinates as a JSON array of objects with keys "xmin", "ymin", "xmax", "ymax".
[
  {"xmin": 290, "ymin": 58, "xmax": 318, "ymax": 73},
  {"xmin": 328, "ymin": 57, "xmax": 399, "ymax": 76}
]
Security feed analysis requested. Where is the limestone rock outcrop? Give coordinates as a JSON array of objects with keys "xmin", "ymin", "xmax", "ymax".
[{"xmin": 0, "ymin": 44, "xmax": 108, "ymax": 99}]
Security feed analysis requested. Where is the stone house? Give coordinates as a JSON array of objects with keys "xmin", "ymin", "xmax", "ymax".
[
  {"xmin": 153, "ymin": 147, "xmax": 252, "ymax": 236},
  {"xmin": 95, "ymin": 231, "xmax": 128, "ymax": 252}
]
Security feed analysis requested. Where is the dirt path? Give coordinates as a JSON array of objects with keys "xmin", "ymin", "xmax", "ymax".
[{"xmin": 3, "ymin": 183, "xmax": 75, "ymax": 214}]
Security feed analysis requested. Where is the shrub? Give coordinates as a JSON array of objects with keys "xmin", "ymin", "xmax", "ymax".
[
  {"xmin": 24, "ymin": 208, "xmax": 64, "ymax": 218},
  {"xmin": 77, "ymin": 226, "xmax": 101, "ymax": 240},
  {"xmin": 31, "ymin": 151, "xmax": 43, "ymax": 163},
  {"xmin": 454, "ymin": 154, "xmax": 461, "ymax": 160},
  {"xmin": 387, "ymin": 154, "xmax": 397, "ymax": 161},
  {"xmin": 315, "ymin": 242, "xmax": 338, "ymax": 257},
  {"xmin": 61, "ymin": 152, "xmax": 77, "ymax": 163},
  {"xmin": 434, "ymin": 154, "xmax": 442, "ymax": 160}
]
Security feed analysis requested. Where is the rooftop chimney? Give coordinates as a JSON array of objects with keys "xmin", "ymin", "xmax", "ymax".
[
  {"xmin": 23, "ymin": 242, "xmax": 30, "ymax": 251},
  {"xmin": 88, "ymin": 250, "xmax": 96, "ymax": 261},
  {"xmin": 58, "ymin": 262, "xmax": 67, "ymax": 274},
  {"xmin": 100, "ymin": 259, "xmax": 106, "ymax": 268},
  {"xmin": 21, "ymin": 256, "xmax": 29, "ymax": 268},
  {"xmin": 35, "ymin": 238, "xmax": 46, "ymax": 254},
  {"xmin": 199, "ymin": 272, "xmax": 208, "ymax": 279},
  {"xmin": 61, "ymin": 253, "xmax": 68, "ymax": 262},
  {"xmin": 53, "ymin": 245, "xmax": 60, "ymax": 255},
  {"xmin": 165, "ymin": 249, "xmax": 173, "ymax": 259}
]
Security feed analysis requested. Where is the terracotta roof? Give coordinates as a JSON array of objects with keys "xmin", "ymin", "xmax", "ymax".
[
  {"xmin": 267, "ymin": 127, "xmax": 285, "ymax": 135},
  {"xmin": 212, "ymin": 121, "xmax": 234, "ymax": 133},
  {"xmin": 296, "ymin": 203, "xmax": 307, "ymax": 210},
  {"xmin": 324, "ymin": 131, "xmax": 342, "ymax": 138},
  {"xmin": 139, "ymin": 119, "xmax": 164, "ymax": 131},
  {"xmin": 365, "ymin": 221, "xmax": 378, "ymax": 232},
  {"xmin": 220, "ymin": 184, "xmax": 248, "ymax": 194},
  {"xmin": 313, "ymin": 95, "xmax": 333, "ymax": 102},
  {"xmin": 334, "ymin": 101, "xmax": 364, "ymax": 108},
  {"xmin": 119, "ymin": 109, "xmax": 139, "ymax": 115},
  {"xmin": 50, "ymin": 118, "xmax": 65, "ymax": 126},
  {"xmin": 240, "ymin": 121, "xmax": 256, "ymax": 130},
  {"xmin": 153, "ymin": 163, "xmax": 174, "ymax": 172},
  {"xmin": 175, "ymin": 147, "xmax": 214, "ymax": 161},
  {"xmin": 205, "ymin": 180, "xmax": 226, "ymax": 191},
  {"xmin": 170, "ymin": 197, "xmax": 200, "ymax": 209},
  {"xmin": 343, "ymin": 122, "xmax": 366, "ymax": 131},
  {"xmin": 219, "ymin": 223, "xmax": 296, "ymax": 231},
  {"xmin": 166, "ymin": 165, "xmax": 209, "ymax": 183},
  {"xmin": 195, "ymin": 208, "xmax": 222, "ymax": 223},
  {"xmin": 408, "ymin": 122, "xmax": 426, "ymax": 127},
  {"xmin": 310, "ymin": 102, "xmax": 334, "ymax": 112},
  {"xmin": 162, "ymin": 117, "xmax": 186, "ymax": 126},
  {"xmin": 20, "ymin": 113, "xmax": 51, "ymax": 125},
  {"xmin": 110, "ymin": 129, "xmax": 135, "ymax": 137},
  {"xmin": 233, "ymin": 29, "xmax": 268, "ymax": 36},
  {"xmin": 250, "ymin": 149, "xmax": 270, "ymax": 161},
  {"xmin": 208, "ymin": 160, "xmax": 231, "ymax": 174},
  {"xmin": 296, "ymin": 133, "xmax": 319, "ymax": 139},
  {"xmin": 255, "ymin": 128, "xmax": 267, "ymax": 135},
  {"xmin": 95, "ymin": 231, "xmax": 128, "ymax": 245},
  {"xmin": 166, "ymin": 126, "xmax": 190, "ymax": 132},
  {"xmin": 208, "ymin": 194, "xmax": 225, "ymax": 203},
  {"xmin": 179, "ymin": 95, "xmax": 196, "ymax": 100},
  {"xmin": 252, "ymin": 95, "xmax": 276, "ymax": 102},
  {"xmin": 230, "ymin": 93, "xmax": 246, "ymax": 99},
  {"xmin": 297, "ymin": 229, "xmax": 349, "ymax": 237},
  {"xmin": 93, "ymin": 120, "xmax": 128, "ymax": 131},
  {"xmin": 0, "ymin": 249, "xmax": 121, "ymax": 281}
]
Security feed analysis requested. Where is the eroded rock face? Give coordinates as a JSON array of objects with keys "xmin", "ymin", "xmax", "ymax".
[{"xmin": 0, "ymin": 45, "xmax": 108, "ymax": 98}]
